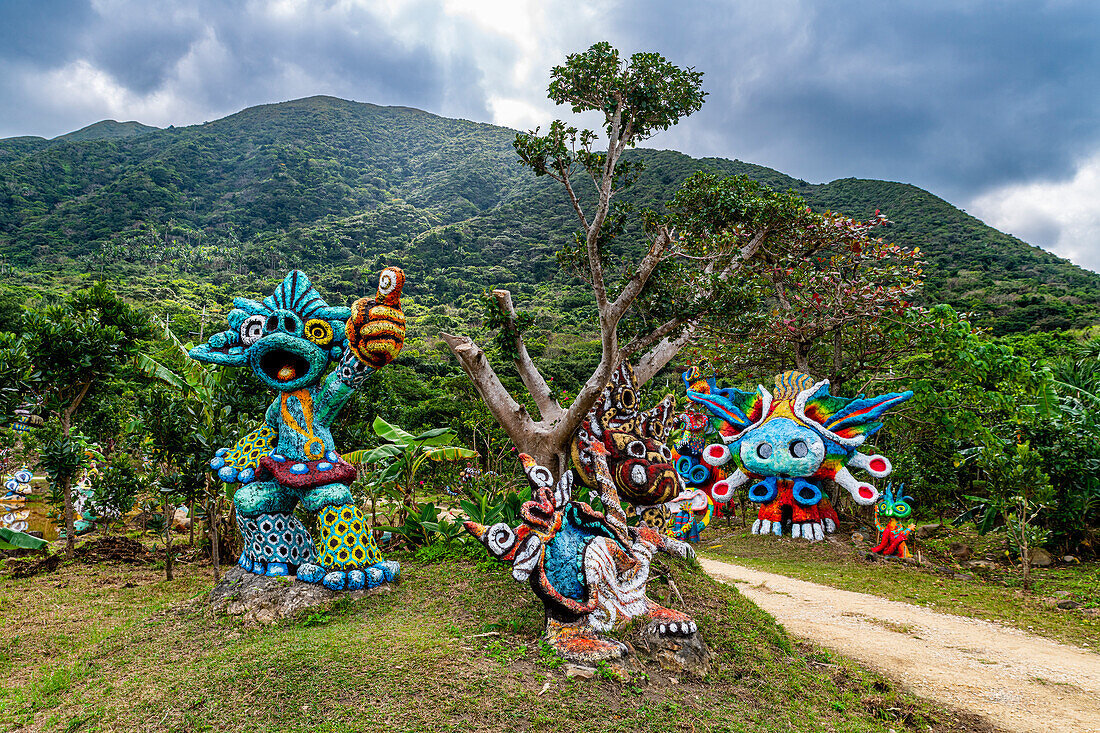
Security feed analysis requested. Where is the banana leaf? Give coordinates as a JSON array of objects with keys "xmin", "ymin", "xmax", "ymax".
[
  {"xmin": 423, "ymin": 446, "xmax": 478, "ymax": 462},
  {"xmin": 0, "ymin": 527, "xmax": 48, "ymax": 551}
]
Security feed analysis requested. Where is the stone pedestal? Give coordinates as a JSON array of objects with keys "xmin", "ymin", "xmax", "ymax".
[{"xmin": 208, "ymin": 565, "xmax": 396, "ymax": 624}]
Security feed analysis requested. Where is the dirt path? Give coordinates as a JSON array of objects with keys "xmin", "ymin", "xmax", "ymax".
[{"xmin": 700, "ymin": 557, "xmax": 1100, "ymax": 733}]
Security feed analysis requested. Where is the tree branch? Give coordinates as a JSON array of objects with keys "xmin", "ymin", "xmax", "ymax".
[
  {"xmin": 621, "ymin": 315, "xmax": 685, "ymax": 360},
  {"xmin": 608, "ymin": 229, "xmax": 672, "ymax": 324},
  {"xmin": 492, "ymin": 290, "xmax": 563, "ymax": 422},
  {"xmin": 633, "ymin": 322, "xmax": 698, "ymax": 386},
  {"xmin": 441, "ymin": 332, "xmax": 536, "ymax": 436},
  {"xmin": 553, "ymin": 359, "xmax": 616, "ymax": 445}
]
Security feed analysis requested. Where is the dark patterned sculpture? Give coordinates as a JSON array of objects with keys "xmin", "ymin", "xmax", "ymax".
[
  {"xmin": 684, "ymin": 367, "xmax": 912, "ymax": 541},
  {"xmin": 465, "ymin": 445, "xmax": 699, "ymax": 664},
  {"xmin": 570, "ymin": 362, "xmax": 681, "ymax": 507},
  {"xmin": 191, "ymin": 269, "xmax": 405, "ymax": 590}
]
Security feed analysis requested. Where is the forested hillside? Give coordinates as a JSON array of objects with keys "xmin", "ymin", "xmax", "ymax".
[{"xmin": 1, "ymin": 95, "xmax": 1098, "ymax": 335}]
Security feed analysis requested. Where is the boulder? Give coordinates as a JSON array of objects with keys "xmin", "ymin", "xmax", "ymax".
[
  {"xmin": 1029, "ymin": 548, "xmax": 1053, "ymax": 567},
  {"xmin": 966, "ymin": 560, "xmax": 995, "ymax": 569},
  {"xmin": 208, "ymin": 565, "xmax": 396, "ymax": 624},
  {"xmin": 948, "ymin": 542, "xmax": 971, "ymax": 561},
  {"xmin": 1056, "ymin": 600, "xmax": 1079, "ymax": 610},
  {"xmin": 627, "ymin": 622, "xmax": 715, "ymax": 679},
  {"xmin": 1063, "ymin": 555, "xmax": 1079, "ymax": 564},
  {"xmin": 916, "ymin": 523, "xmax": 942, "ymax": 539},
  {"xmin": 851, "ymin": 532, "xmax": 865, "ymax": 543}
]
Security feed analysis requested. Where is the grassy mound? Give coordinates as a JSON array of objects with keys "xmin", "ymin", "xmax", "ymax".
[{"xmin": 0, "ymin": 546, "xmax": 991, "ymax": 732}]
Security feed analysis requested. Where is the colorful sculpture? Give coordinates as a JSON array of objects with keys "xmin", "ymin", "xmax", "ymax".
[
  {"xmin": 465, "ymin": 445, "xmax": 700, "ymax": 664},
  {"xmin": 672, "ymin": 410, "xmax": 736, "ymax": 518},
  {"xmin": 571, "ymin": 362, "xmax": 681, "ymax": 506},
  {"xmin": 684, "ymin": 368, "xmax": 912, "ymax": 541},
  {"xmin": 190, "ymin": 268, "xmax": 406, "ymax": 591},
  {"xmin": 870, "ymin": 483, "xmax": 915, "ymax": 558},
  {"xmin": 3, "ymin": 469, "xmax": 33, "ymax": 501}
]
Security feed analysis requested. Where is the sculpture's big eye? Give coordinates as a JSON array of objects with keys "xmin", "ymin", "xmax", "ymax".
[
  {"xmin": 658, "ymin": 444, "xmax": 672, "ymax": 460},
  {"xmin": 757, "ymin": 442, "xmax": 773, "ymax": 459},
  {"xmin": 789, "ymin": 440, "xmax": 808, "ymax": 458},
  {"xmin": 305, "ymin": 319, "xmax": 334, "ymax": 347},
  {"xmin": 240, "ymin": 315, "xmax": 266, "ymax": 346},
  {"xmin": 618, "ymin": 388, "xmax": 637, "ymax": 410},
  {"xmin": 378, "ymin": 268, "xmax": 398, "ymax": 295},
  {"xmin": 528, "ymin": 465, "xmax": 553, "ymax": 488},
  {"xmin": 626, "ymin": 440, "xmax": 647, "ymax": 458},
  {"xmin": 894, "ymin": 502, "xmax": 911, "ymax": 517}
]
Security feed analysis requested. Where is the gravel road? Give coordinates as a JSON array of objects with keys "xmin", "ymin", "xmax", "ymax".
[{"xmin": 700, "ymin": 557, "xmax": 1100, "ymax": 733}]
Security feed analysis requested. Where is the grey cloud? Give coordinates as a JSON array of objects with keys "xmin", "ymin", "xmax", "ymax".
[
  {"xmin": 609, "ymin": 0, "xmax": 1100, "ymax": 204},
  {"xmin": 0, "ymin": 0, "xmax": 493, "ymax": 137}
]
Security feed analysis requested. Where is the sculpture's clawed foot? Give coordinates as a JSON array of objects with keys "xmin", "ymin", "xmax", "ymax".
[
  {"xmin": 544, "ymin": 619, "xmax": 627, "ymax": 664},
  {"xmin": 239, "ymin": 553, "xmax": 289, "ymax": 576},
  {"xmin": 644, "ymin": 603, "xmax": 698, "ymax": 637},
  {"xmin": 790, "ymin": 521, "xmax": 824, "ymax": 542},
  {"xmin": 296, "ymin": 560, "xmax": 399, "ymax": 591}
]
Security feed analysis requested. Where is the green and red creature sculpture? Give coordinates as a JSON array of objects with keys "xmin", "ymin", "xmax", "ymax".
[
  {"xmin": 465, "ymin": 444, "xmax": 699, "ymax": 664},
  {"xmin": 190, "ymin": 268, "xmax": 405, "ymax": 591},
  {"xmin": 683, "ymin": 367, "xmax": 912, "ymax": 541},
  {"xmin": 871, "ymin": 483, "xmax": 916, "ymax": 558}
]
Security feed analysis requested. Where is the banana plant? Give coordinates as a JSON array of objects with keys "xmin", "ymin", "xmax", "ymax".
[{"xmin": 345, "ymin": 416, "xmax": 477, "ymax": 523}]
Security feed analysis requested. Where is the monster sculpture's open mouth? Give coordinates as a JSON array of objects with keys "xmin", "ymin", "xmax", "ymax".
[{"xmin": 260, "ymin": 349, "xmax": 311, "ymax": 383}]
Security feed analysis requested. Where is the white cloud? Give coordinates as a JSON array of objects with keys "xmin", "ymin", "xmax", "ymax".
[{"xmin": 969, "ymin": 149, "xmax": 1100, "ymax": 274}]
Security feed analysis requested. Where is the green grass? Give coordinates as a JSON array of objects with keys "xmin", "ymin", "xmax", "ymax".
[
  {"xmin": 0, "ymin": 546, "xmax": 992, "ymax": 732},
  {"xmin": 700, "ymin": 521, "xmax": 1099, "ymax": 650}
]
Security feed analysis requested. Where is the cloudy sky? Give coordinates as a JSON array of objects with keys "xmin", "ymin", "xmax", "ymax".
[{"xmin": 2, "ymin": 0, "xmax": 1099, "ymax": 271}]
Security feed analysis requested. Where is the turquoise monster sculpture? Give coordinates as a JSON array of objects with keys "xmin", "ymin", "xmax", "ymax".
[
  {"xmin": 190, "ymin": 268, "xmax": 406, "ymax": 591},
  {"xmin": 683, "ymin": 367, "xmax": 912, "ymax": 541}
]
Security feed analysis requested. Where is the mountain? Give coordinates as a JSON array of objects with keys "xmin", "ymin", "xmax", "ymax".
[
  {"xmin": 0, "ymin": 95, "xmax": 1097, "ymax": 335},
  {"xmin": 55, "ymin": 119, "xmax": 159, "ymax": 143}
]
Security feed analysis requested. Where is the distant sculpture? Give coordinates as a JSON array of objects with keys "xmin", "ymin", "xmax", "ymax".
[
  {"xmin": 870, "ymin": 483, "xmax": 915, "ymax": 558},
  {"xmin": 683, "ymin": 368, "xmax": 912, "ymax": 541},
  {"xmin": 190, "ymin": 269, "xmax": 406, "ymax": 591},
  {"xmin": 638, "ymin": 489, "xmax": 715, "ymax": 543},
  {"xmin": 2, "ymin": 468, "xmax": 33, "ymax": 501},
  {"xmin": 671, "ymin": 409, "xmax": 738, "ymax": 520},
  {"xmin": 465, "ymin": 447, "xmax": 702, "ymax": 664}
]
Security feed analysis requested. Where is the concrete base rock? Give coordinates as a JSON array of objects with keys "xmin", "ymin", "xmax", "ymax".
[
  {"xmin": 208, "ymin": 565, "xmax": 396, "ymax": 624},
  {"xmin": 627, "ymin": 624, "xmax": 715, "ymax": 679}
]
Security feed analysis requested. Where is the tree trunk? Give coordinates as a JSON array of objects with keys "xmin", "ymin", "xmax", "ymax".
[
  {"xmin": 189, "ymin": 496, "xmax": 195, "ymax": 546},
  {"xmin": 209, "ymin": 492, "xmax": 220, "ymax": 582},
  {"xmin": 164, "ymin": 497, "xmax": 174, "ymax": 581},
  {"xmin": 60, "ymin": 415, "xmax": 76, "ymax": 558},
  {"xmin": 61, "ymin": 476, "xmax": 75, "ymax": 558},
  {"xmin": 794, "ymin": 342, "xmax": 812, "ymax": 374}
]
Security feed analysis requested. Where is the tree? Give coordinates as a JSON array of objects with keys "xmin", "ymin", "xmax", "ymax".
[
  {"xmin": 21, "ymin": 282, "xmax": 150, "ymax": 556},
  {"xmin": 441, "ymin": 43, "xmax": 807, "ymax": 474},
  {"xmin": 687, "ymin": 210, "xmax": 924, "ymax": 391}
]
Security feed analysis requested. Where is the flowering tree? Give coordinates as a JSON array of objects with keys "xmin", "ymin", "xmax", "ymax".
[{"xmin": 688, "ymin": 210, "xmax": 924, "ymax": 391}]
